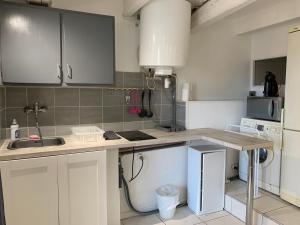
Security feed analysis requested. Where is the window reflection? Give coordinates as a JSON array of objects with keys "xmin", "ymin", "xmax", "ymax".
[{"xmin": 7, "ymin": 15, "xmax": 29, "ymax": 33}]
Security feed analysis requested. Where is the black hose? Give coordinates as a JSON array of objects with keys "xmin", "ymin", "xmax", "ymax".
[
  {"xmin": 120, "ymin": 157, "xmax": 187, "ymax": 215},
  {"xmin": 130, "ymin": 157, "xmax": 144, "ymax": 183},
  {"xmin": 122, "ymin": 175, "xmax": 159, "ymax": 215},
  {"xmin": 129, "ymin": 149, "xmax": 135, "ymax": 182}
]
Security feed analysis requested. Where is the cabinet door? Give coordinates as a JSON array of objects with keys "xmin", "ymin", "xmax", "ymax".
[
  {"xmin": 58, "ymin": 151, "xmax": 107, "ymax": 225},
  {"xmin": 202, "ymin": 151, "xmax": 226, "ymax": 213},
  {"xmin": 62, "ymin": 11, "xmax": 115, "ymax": 85},
  {"xmin": 0, "ymin": 157, "xmax": 59, "ymax": 225},
  {"xmin": 285, "ymin": 30, "xmax": 300, "ymax": 130},
  {"xmin": 280, "ymin": 130, "xmax": 300, "ymax": 206},
  {"xmin": 0, "ymin": 2, "xmax": 61, "ymax": 84}
]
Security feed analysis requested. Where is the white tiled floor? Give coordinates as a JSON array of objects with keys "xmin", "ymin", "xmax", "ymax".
[
  {"xmin": 265, "ymin": 206, "xmax": 300, "ymax": 225},
  {"xmin": 254, "ymin": 196, "xmax": 288, "ymax": 214},
  {"xmin": 122, "ymin": 180, "xmax": 300, "ymax": 225},
  {"xmin": 159, "ymin": 207, "xmax": 202, "ymax": 225},
  {"xmin": 226, "ymin": 179, "xmax": 300, "ymax": 225},
  {"xmin": 122, "ymin": 214, "xmax": 164, "ymax": 225},
  {"xmin": 205, "ymin": 214, "xmax": 244, "ymax": 225},
  {"xmin": 121, "ymin": 207, "xmax": 243, "ymax": 225},
  {"xmin": 197, "ymin": 210, "xmax": 229, "ymax": 222}
]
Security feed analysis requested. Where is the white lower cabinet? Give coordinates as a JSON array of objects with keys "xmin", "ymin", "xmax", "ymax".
[
  {"xmin": 58, "ymin": 151, "xmax": 107, "ymax": 225},
  {"xmin": 0, "ymin": 150, "xmax": 107, "ymax": 225},
  {"xmin": 0, "ymin": 156, "xmax": 59, "ymax": 225}
]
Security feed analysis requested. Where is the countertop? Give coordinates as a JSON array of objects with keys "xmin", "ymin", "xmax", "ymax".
[{"xmin": 0, "ymin": 128, "xmax": 273, "ymax": 161}]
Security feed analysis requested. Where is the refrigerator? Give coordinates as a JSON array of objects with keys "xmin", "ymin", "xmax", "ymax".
[{"xmin": 280, "ymin": 26, "xmax": 300, "ymax": 207}]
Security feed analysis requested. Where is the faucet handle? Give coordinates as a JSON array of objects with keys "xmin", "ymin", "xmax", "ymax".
[
  {"xmin": 39, "ymin": 106, "xmax": 48, "ymax": 112},
  {"xmin": 24, "ymin": 106, "xmax": 34, "ymax": 113}
]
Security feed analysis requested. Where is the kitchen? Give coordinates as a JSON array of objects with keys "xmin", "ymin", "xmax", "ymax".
[{"xmin": 0, "ymin": 0, "xmax": 299, "ymax": 225}]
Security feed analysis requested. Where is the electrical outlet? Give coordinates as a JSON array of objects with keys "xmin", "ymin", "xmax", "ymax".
[
  {"xmin": 231, "ymin": 163, "xmax": 238, "ymax": 171},
  {"xmin": 137, "ymin": 153, "xmax": 144, "ymax": 161}
]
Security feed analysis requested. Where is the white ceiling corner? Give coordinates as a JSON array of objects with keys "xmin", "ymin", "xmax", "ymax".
[{"xmin": 187, "ymin": 0, "xmax": 209, "ymax": 8}]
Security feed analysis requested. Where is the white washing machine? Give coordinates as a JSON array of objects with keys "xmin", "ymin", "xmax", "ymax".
[{"xmin": 239, "ymin": 118, "xmax": 283, "ymax": 195}]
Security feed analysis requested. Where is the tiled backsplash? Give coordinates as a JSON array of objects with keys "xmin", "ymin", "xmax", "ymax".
[{"xmin": 2, "ymin": 72, "xmax": 186, "ymax": 138}]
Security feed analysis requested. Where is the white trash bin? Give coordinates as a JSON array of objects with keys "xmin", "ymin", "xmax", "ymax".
[{"xmin": 156, "ymin": 185, "xmax": 179, "ymax": 219}]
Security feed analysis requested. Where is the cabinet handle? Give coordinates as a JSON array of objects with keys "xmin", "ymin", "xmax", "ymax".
[
  {"xmin": 271, "ymin": 100, "xmax": 275, "ymax": 117},
  {"xmin": 67, "ymin": 64, "xmax": 72, "ymax": 79},
  {"xmin": 57, "ymin": 64, "xmax": 62, "ymax": 81}
]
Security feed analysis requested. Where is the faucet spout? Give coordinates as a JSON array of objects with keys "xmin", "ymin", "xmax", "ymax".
[{"xmin": 24, "ymin": 102, "xmax": 48, "ymax": 142}]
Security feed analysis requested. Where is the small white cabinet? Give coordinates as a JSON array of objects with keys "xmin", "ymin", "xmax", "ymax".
[
  {"xmin": 0, "ymin": 151, "xmax": 107, "ymax": 225},
  {"xmin": 58, "ymin": 151, "xmax": 107, "ymax": 225},
  {"xmin": 188, "ymin": 145, "xmax": 226, "ymax": 215},
  {"xmin": 0, "ymin": 157, "xmax": 59, "ymax": 225}
]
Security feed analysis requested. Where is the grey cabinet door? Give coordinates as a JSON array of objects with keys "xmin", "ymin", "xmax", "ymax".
[
  {"xmin": 0, "ymin": 3, "xmax": 61, "ymax": 84},
  {"xmin": 62, "ymin": 12, "xmax": 115, "ymax": 85}
]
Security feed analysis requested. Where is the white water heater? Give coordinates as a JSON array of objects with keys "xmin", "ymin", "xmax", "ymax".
[{"xmin": 139, "ymin": 0, "xmax": 191, "ymax": 75}]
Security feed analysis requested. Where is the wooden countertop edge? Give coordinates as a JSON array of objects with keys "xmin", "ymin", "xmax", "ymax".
[{"xmin": 0, "ymin": 128, "xmax": 273, "ymax": 161}]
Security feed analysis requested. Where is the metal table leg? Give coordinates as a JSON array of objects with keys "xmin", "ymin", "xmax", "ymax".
[{"xmin": 246, "ymin": 150, "xmax": 255, "ymax": 225}]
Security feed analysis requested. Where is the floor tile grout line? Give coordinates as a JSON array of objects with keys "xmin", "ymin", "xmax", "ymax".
[
  {"xmin": 193, "ymin": 222, "xmax": 207, "ymax": 225},
  {"xmin": 262, "ymin": 205, "xmax": 291, "ymax": 225},
  {"xmin": 261, "ymin": 215, "xmax": 284, "ymax": 225},
  {"xmin": 198, "ymin": 214, "xmax": 229, "ymax": 223},
  {"xmin": 155, "ymin": 213, "xmax": 166, "ymax": 225},
  {"xmin": 226, "ymin": 187, "xmax": 293, "ymax": 223},
  {"xmin": 262, "ymin": 205, "xmax": 290, "ymax": 215},
  {"xmin": 226, "ymin": 192, "xmax": 284, "ymax": 215},
  {"xmin": 267, "ymin": 192, "xmax": 291, "ymax": 204},
  {"xmin": 226, "ymin": 194, "xmax": 286, "ymax": 225}
]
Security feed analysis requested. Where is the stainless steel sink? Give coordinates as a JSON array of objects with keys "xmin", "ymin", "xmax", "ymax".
[{"xmin": 7, "ymin": 137, "xmax": 65, "ymax": 150}]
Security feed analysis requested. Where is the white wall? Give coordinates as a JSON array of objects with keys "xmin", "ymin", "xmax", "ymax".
[
  {"xmin": 233, "ymin": 0, "xmax": 300, "ymax": 34},
  {"xmin": 225, "ymin": 0, "xmax": 300, "ymax": 95},
  {"xmin": 175, "ymin": 12, "xmax": 251, "ymax": 179},
  {"xmin": 178, "ymin": 0, "xmax": 300, "ymax": 100},
  {"xmin": 186, "ymin": 100, "xmax": 246, "ymax": 130},
  {"xmin": 186, "ymin": 100, "xmax": 246, "ymax": 179},
  {"xmin": 176, "ymin": 17, "xmax": 251, "ymax": 101},
  {"xmin": 52, "ymin": 0, "xmax": 140, "ymax": 72},
  {"xmin": 250, "ymin": 19, "xmax": 300, "ymax": 96}
]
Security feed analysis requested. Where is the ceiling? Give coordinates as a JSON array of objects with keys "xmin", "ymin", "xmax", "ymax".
[
  {"xmin": 187, "ymin": 0, "xmax": 209, "ymax": 13},
  {"xmin": 188, "ymin": 0, "xmax": 209, "ymax": 8}
]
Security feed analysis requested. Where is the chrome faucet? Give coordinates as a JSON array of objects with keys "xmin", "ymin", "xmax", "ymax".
[{"xmin": 24, "ymin": 102, "xmax": 48, "ymax": 142}]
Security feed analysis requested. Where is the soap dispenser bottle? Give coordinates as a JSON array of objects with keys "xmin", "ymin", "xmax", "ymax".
[{"xmin": 10, "ymin": 118, "xmax": 20, "ymax": 140}]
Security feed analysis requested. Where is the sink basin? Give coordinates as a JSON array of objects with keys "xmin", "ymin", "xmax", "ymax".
[{"xmin": 7, "ymin": 137, "xmax": 65, "ymax": 150}]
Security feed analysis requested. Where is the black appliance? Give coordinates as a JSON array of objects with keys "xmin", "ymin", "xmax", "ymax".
[
  {"xmin": 116, "ymin": 131, "xmax": 156, "ymax": 141},
  {"xmin": 247, "ymin": 96, "xmax": 283, "ymax": 122},
  {"xmin": 103, "ymin": 131, "xmax": 121, "ymax": 140},
  {"xmin": 263, "ymin": 71, "xmax": 279, "ymax": 97}
]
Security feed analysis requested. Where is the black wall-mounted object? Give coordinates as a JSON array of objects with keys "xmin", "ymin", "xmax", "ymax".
[{"xmin": 263, "ymin": 71, "xmax": 279, "ymax": 97}]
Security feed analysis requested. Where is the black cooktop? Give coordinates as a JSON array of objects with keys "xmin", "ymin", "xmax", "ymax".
[{"xmin": 116, "ymin": 131, "xmax": 156, "ymax": 141}]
